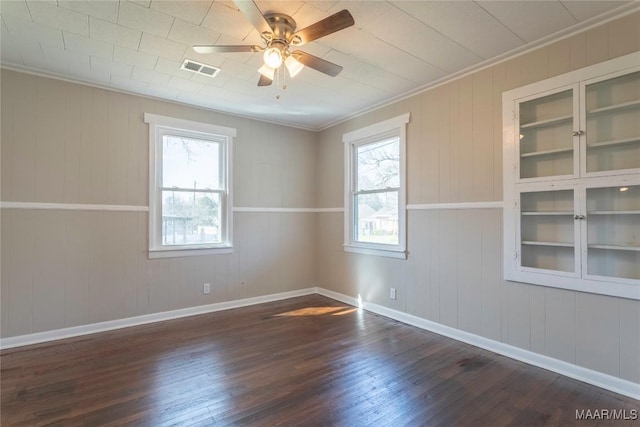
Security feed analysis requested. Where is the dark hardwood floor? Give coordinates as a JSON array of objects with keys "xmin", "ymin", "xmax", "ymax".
[{"xmin": 1, "ymin": 294, "xmax": 637, "ymax": 426}]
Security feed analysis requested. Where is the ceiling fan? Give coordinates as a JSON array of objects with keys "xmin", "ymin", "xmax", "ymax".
[{"xmin": 193, "ymin": 0, "xmax": 355, "ymax": 86}]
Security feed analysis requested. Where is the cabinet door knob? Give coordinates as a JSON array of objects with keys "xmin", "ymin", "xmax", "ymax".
[
  {"xmin": 572, "ymin": 130, "xmax": 585, "ymax": 136},
  {"xmin": 574, "ymin": 214, "xmax": 580, "ymax": 219}
]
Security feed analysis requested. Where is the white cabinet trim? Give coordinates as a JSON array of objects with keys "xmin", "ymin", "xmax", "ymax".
[{"xmin": 503, "ymin": 53, "xmax": 640, "ymax": 300}]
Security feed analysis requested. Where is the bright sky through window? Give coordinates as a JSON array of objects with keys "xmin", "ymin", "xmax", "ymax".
[{"xmin": 162, "ymin": 136, "xmax": 220, "ymax": 189}]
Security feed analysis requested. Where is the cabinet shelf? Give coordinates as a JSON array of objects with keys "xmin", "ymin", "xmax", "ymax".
[
  {"xmin": 522, "ymin": 240, "xmax": 574, "ymax": 248},
  {"xmin": 588, "ymin": 244, "xmax": 640, "ymax": 252},
  {"xmin": 504, "ymin": 56, "xmax": 640, "ymax": 296},
  {"xmin": 521, "ymin": 211, "xmax": 574, "ymax": 216},
  {"xmin": 587, "ymin": 137, "xmax": 640, "ymax": 150},
  {"xmin": 588, "ymin": 210, "xmax": 640, "ymax": 215},
  {"xmin": 587, "ymin": 100, "xmax": 640, "ymax": 117},
  {"xmin": 520, "ymin": 147, "xmax": 573, "ymax": 158},
  {"xmin": 520, "ymin": 115, "xmax": 573, "ymax": 130}
]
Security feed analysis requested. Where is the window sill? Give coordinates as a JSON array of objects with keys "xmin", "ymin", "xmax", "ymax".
[
  {"xmin": 149, "ymin": 246, "xmax": 233, "ymax": 259},
  {"xmin": 343, "ymin": 244, "xmax": 407, "ymax": 259}
]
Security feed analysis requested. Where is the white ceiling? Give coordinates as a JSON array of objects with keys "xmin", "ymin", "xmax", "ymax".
[{"xmin": 0, "ymin": 1, "xmax": 636, "ymax": 130}]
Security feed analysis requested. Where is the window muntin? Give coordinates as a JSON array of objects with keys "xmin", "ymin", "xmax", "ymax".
[
  {"xmin": 343, "ymin": 113, "xmax": 409, "ymax": 259},
  {"xmin": 145, "ymin": 113, "xmax": 234, "ymax": 258},
  {"xmin": 353, "ymin": 137, "xmax": 400, "ymax": 246},
  {"xmin": 160, "ymin": 133, "xmax": 224, "ymax": 247}
]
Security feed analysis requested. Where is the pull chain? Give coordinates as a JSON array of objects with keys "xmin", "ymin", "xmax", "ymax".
[{"xmin": 275, "ymin": 66, "xmax": 287, "ymax": 100}]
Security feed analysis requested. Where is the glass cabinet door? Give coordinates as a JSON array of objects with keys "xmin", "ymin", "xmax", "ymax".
[
  {"xmin": 584, "ymin": 71, "xmax": 640, "ymax": 175},
  {"xmin": 585, "ymin": 185, "xmax": 640, "ymax": 281},
  {"xmin": 520, "ymin": 189, "xmax": 576, "ymax": 273},
  {"xmin": 518, "ymin": 89, "xmax": 575, "ymax": 179}
]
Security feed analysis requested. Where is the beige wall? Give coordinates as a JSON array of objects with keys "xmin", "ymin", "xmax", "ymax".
[
  {"xmin": 0, "ymin": 70, "xmax": 317, "ymax": 337},
  {"xmin": 316, "ymin": 12, "xmax": 640, "ymax": 383},
  {"xmin": 1, "ymin": 11, "xmax": 639, "ymax": 386}
]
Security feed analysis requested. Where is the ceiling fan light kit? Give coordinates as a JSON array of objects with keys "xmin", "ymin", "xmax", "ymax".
[
  {"xmin": 284, "ymin": 56, "xmax": 304, "ymax": 78},
  {"xmin": 263, "ymin": 46, "xmax": 283, "ymax": 69},
  {"xmin": 193, "ymin": 0, "xmax": 354, "ymax": 87},
  {"xmin": 258, "ymin": 63, "xmax": 275, "ymax": 80}
]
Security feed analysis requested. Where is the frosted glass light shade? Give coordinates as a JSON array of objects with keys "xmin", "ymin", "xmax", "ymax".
[
  {"xmin": 263, "ymin": 48, "xmax": 283, "ymax": 68},
  {"xmin": 285, "ymin": 56, "xmax": 304, "ymax": 78},
  {"xmin": 258, "ymin": 64, "xmax": 275, "ymax": 80}
]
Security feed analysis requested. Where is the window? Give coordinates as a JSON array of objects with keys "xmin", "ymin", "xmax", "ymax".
[
  {"xmin": 144, "ymin": 113, "xmax": 234, "ymax": 258},
  {"xmin": 343, "ymin": 113, "xmax": 410, "ymax": 259}
]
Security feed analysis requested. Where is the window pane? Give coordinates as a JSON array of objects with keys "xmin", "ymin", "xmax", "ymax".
[
  {"xmin": 163, "ymin": 135, "xmax": 220, "ymax": 189},
  {"xmin": 355, "ymin": 191, "xmax": 399, "ymax": 245},
  {"xmin": 162, "ymin": 191, "xmax": 221, "ymax": 245},
  {"xmin": 356, "ymin": 137, "xmax": 399, "ymax": 191}
]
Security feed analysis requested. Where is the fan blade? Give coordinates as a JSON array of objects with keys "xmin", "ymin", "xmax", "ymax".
[
  {"xmin": 257, "ymin": 74, "xmax": 273, "ymax": 86},
  {"xmin": 234, "ymin": 0, "xmax": 272, "ymax": 36},
  {"xmin": 291, "ymin": 51, "xmax": 343, "ymax": 77},
  {"xmin": 193, "ymin": 45, "xmax": 262, "ymax": 53},
  {"xmin": 291, "ymin": 10, "xmax": 354, "ymax": 45}
]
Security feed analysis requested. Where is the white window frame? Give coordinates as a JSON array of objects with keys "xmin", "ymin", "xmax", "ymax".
[
  {"xmin": 343, "ymin": 113, "xmax": 410, "ymax": 259},
  {"xmin": 144, "ymin": 113, "xmax": 234, "ymax": 259}
]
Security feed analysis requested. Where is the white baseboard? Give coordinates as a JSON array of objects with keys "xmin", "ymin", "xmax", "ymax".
[
  {"xmin": 0, "ymin": 288, "xmax": 316, "ymax": 350},
  {"xmin": 315, "ymin": 287, "xmax": 640, "ymax": 401},
  {"xmin": 315, "ymin": 287, "xmax": 361, "ymax": 307},
  {"xmin": 2, "ymin": 286, "xmax": 638, "ymax": 400}
]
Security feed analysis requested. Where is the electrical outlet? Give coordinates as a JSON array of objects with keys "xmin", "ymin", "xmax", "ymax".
[
  {"xmin": 203, "ymin": 283, "xmax": 211, "ymax": 295},
  {"xmin": 389, "ymin": 288, "xmax": 397, "ymax": 300}
]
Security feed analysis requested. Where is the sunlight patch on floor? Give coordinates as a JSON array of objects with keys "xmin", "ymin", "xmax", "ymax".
[{"xmin": 274, "ymin": 306, "xmax": 357, "ymax": 317}]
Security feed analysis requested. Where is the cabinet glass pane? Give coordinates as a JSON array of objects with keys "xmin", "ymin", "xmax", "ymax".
[
  {"xmin": 520, "ymin": 190, "xmax": 574, "ymax": 272},
  {"xmin": 586, "ymin": 185, "xmax": 640, "ymax": 280},
  {"xmin": 585, "ymin": 71, "xmax": 640, "ymax": 173},
  {"xmin": 519, "ymin": 90, "xmax": 573, "ymax": 179}
]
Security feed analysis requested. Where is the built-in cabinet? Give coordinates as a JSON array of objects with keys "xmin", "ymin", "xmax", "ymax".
[{"xmin": 503, "ymin": 53, "xmax": 639, "ymax": 300}]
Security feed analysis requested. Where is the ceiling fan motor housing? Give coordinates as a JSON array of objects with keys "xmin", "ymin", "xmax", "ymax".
[{"xmin": 263, "ymin": 13, "xmax": 300, "ymax": 50}]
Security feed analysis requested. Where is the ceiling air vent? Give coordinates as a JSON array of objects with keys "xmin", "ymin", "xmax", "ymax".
[{"xmin": 180, "ymin": 59, "xmax": 220, "ymax": 78}]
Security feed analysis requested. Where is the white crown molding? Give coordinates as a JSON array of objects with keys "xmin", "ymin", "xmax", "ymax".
[
  {"xmin": 0, "ymin": 64, "xmax": 318, "ymax": 133},
  {"xmin": 316, "ymin": 3, "xmax": 640, "ymax": 132},
  {"xmin": 314, "ymin": 288, "xmax": 640, "ymax": 401},
  {"xmin": 2, "ymin": 4, "xmax": 636, "ymax": 133}
]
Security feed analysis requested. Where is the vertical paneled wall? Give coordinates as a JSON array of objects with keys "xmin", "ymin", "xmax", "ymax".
[
  {"xmin": 316, "ymin": 12, "xmax": 640, "ymax": 383},
  {"xmin": 0, "ymin": 70, "xmax": 317, "ymax": 338},
  {"xmin": 1, "ymin": 9, "xmax": 639, "ymax": 387}
]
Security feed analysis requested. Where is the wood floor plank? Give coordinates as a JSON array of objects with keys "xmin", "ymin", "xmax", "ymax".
[{"xmin": 1, "ymin": 295, "xmax": 637, "ymax": 426}]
